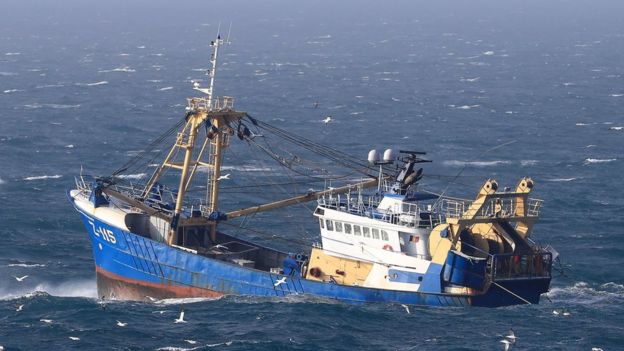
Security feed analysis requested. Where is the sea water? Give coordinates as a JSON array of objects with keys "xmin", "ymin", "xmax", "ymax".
[{"xmin": 1, "ymin": 0, "xmax": 623, "ymax": 349}]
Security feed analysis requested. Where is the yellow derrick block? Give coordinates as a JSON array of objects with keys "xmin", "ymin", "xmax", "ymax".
[{"xmin": 305, "ymin": 248, "xmax": 373, "ymax": 286}]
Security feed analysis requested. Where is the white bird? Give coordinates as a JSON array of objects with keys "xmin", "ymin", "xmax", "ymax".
[
  {"xmin": 322, "ymin": 116, "xmax": 332, "ymax": 124},
  {"xmin": 217, "ymin": 173, "xmax": 230, "ymax": 181},
  {"xmin": 552, "ymin": 309, "xmax": 560, "ymax": 315},
  {"xmin": 185, "ymin": 340, "xmax": 198, "ymax": 345},
  {"xmin": 69, "ymin": 336, "xmax": 80, "ymax": 341},
  {"xmin": 13, "ymin": 275, "xmax": 29, "ymax": 282},
  {"xmin": 145, "ymin": 295, "xmax": 158, "ymax": 302},
  {"xmin": 400, "ymin": 304, "xmax": 410, "ymax": 314},
  {"xmin": 562, "ymin": 310, "xmax": 571, "ymax": 316},
  {"xmin": 16, "ymin": 304, "xmax": 24, "ymax": 312},
  {"xmin": 211, "ymin": 244, "xmax": 229, "ymax": 251},
  {"xmin": 500, "ymin": 339, "xmax": 512, "ymax": 351},
  {"xmin": 116, "ymin": 320, "xmax": 127, "ymax": 327},
  {"xmin": 274, "ymin": 277, "xmax": 287, "ymax": 287},
  {"xmin": 174, "ymin": 310, "xmax": 186, "ymax": 323},
  {"xmin": 592, "ymin": 348, "xmax": 604, "ymax": 351},
  {"xmin": 40, "ymin": 319, "xmax": 53, "ymax": 324},
  {"xmin": 193, "ymin": 81, "xmax": 200, "ymax": 88},
  {"xmin": 505, "ymin": 329, "xmax": 516, "ymax": 341}
]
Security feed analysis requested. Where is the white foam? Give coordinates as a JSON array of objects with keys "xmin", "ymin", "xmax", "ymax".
[
  {"xmin": 609, "ymin": 126, "xmax": 623, "ymax": 131},
  {"xmin": 545, "ymin": 177, "xmax": 577, "ymax": 182},
  {"xmin": 5, "ymin": 52, "xmax": 21, "ymax": 56},
  {"xmin": 547, "ymin": 281, "xmax": 624, "ymax": 305},
  {"xmin": 7, "ymin": 263, "xmax": 46, "ymax": 267},
  {"xmin": 0, "ymin": 279, "xmax": 97, "ymax": 301},
  {"xmin": 36, "ymin": 84, "xmax": 65, "ymax": 89},
  {"xmin": 158, "ymin": 86, "xmax": 173, "ymax": 91},
  {"xmin": 0, "ymin": 71, "xmax": 18, "ymax": 76},
  {"xmin": 609, "ymin": 93, "xmax": 623, "ymax": 97},
  {"xmin": 115, "ymin": 173, "xmax": 147, "ymax": 180},
  {"xmin": 77, "ymin": 81, "xmax": 108, "ymax": 86},
  {"xmin": 98, "ymin": 66, "xmax": 136, "ymax": 73},
  {"xmin": 584, "ymin": 158, "xmax": 616, "ymax": 164},
  {"xmin": 482, "ymin": 51, "xmax": 495, "ymax": 55},
  {"xmin": 23, "ymin": 103, "xmax": 80, "ymax": 109},
  {"xmin": 3, "ymin": 89, "xmax": 24, "ymax": 93},
  {"xmin": 575, "ymin": 123, "xmax": 589, "ymax": 126},
  {"xmin": 460, "ymin": 77, "xmax": 480, "ymax": 82},
  {"xmin": 65, "ymin": 144, "xmax": 74, "ymax": 148},
  {"xmin": 443, "ymin": 160, "xmax": 511, "ymax": 167},
  {"xmin": 0, "ymin": 178, "xmax": 5, "ymax": 184},
  {"xmin": 454, "ymin": 104, "xmax": 480, "ymax": 110},
  {"xmin": 155, "ymin": 296, "xmax": 222, "ymax": 305},
  {"xmin": 221, "ymin": 165, "xmax": 274, "ymax": 172},
  {"xmin": 520, "ymin": 160, "xmax": 538, "ymax": 166},
  {"xmin": 23, "ymin": 174, "xmax": 62, "ymax": 181}
]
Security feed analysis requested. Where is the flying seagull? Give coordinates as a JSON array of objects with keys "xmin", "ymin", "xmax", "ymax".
[
  {"xmin": 13, "ymin": 275, "xmax": 29, "ymax": 282},
  {"xmin": 69, "ymin": 336, "xmax": 80, "ymax": 341},
  {"xmin": 400, "ymin": 304, "xmax": 411, "ymax": 314},
  {"xmin": 174, "ymin": 310, "xmax": 187, "ymax": 323},
  {"xmin": 274, "ymin": 277, "xmax": 287, "ymax": 287},
  {"xmin": 40, "ymin": 319, "xmax": 53, "ymax": 324},
  {"xmin": 16, "ymin": 304, "xmax": 24, "ymax": 312},
  {"xmin": 217, "ymin": 173, "xmax": 230, "ymax": 181},
  {"xmin": 505, "ymin": 329, "xmax": 516, "ymax": 341},
  {"xmin": 322, "ymin": 116, "xmax": 332, "ymax": 124},
  {"xmin": 145, "ymin": 295, "xmax": 158, "ymax": 302},
  {"xmin": 500, "ymin": 339, "xmax": 512, "ymax": 351},
  {"xmin": 116, "ymin": 320, "xmax": 127, "ymax": 327},
  {"xmin": 185, "ymin": 340, "xmax": 198, "ymax": 345}
]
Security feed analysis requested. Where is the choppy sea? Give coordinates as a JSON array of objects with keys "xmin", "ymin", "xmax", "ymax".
[{"xmin": 1, "ymin": 0, "xmax": 623, "ymax": 350}]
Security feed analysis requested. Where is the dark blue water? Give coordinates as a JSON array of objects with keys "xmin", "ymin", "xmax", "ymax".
[{"xmin": 1, "ymin": 0, "xmax": 623, "ymax": 349}]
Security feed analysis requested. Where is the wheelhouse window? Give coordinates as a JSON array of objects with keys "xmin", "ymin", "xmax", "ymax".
[
  {"xmin": 372, "ymin": 228, "xmax": 380, "ymax": 239},
  {"xmin": 326, "ymin": 220, "xmax": 334, "ymax": 231},
  {"xmin": 335, "ymin": 222, "xmax": 343, "ymax": 232},
  {"xmin": 319, "ymin": 218, "xmax": 325, "ymax": 229},
  {"xmin": 353, "ymin": 225, "xmax": 361, "ymax": 236},
  {"xmin": 381, "ymin": 230, "xmax": 389, "ymax": 241},
  {"xmin": 344, "ymin": 223, "xmax": 352, "ymax": 234},
  {"xmin": 362, "ymin": 227, "xmax": 370, "ymax": 238}
]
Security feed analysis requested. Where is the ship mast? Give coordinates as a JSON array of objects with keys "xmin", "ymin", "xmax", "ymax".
[{"xmin": 140, "ymin": 32, "xmax": 246, "ymax": 245}]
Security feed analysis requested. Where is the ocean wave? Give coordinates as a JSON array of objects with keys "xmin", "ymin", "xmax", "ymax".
[
  {"xmin": 23, "ymin": 103, "xmax": 81, "ymax": 109},
  {"xmin": 76, "ymin": 81, "xmax": 108, "ymax": 86},
  {"xmin": 221, "ymin": 165, "xmax": 274, "ymax": 172},
  {"xmin": 450, "ymin": 104, "xmax": 480, "ymax": 110},
  {"xmin": 584, "ymin": 158, "xmax": 616, "ymax": 165},
  {"xmin": 98, "ymin": 66, "xmax": 136, "ymax": 73},
  {"xmin": 609, "ymin": 126, "xmax": 623, "ymax": 131},
  {"xmin": 0, "ymin": 71, "xmax": 18, "ymax": 76},
  {"xmin": 545, "ymin": 177, "xmax": 577, "ymax": 182},
  {"xmin": 158, "ymin": 86, "xmax": 174, "ymax": 91},
  {"xmin": 520, "ymin": 160, "xmax": 538, "ymax": 166},
  {"xmin": 547, "ymin": 281, "xmax": 624, "ymax": 305},
  {"xmin": 114, "ymin": 173, "xmax": 147, "ymax": 180},
  {"xmin": 0, "ymin": 177, "xmax": 5, "ymax": 184},
  {"xmin": 443, "ymin": 160, "xmax": 511, "ymax": 167},
  {"xmin": 609, "ymin": 93, "xmax": 623, "ymax": 97},
  {"xmin": 5, "ymin": 52, "xmax": 21, "ymax": 56},
  {"xmin": 460, "ymin": 77, "xmax": 480, "ymax": 82},
  {"xmin": 482, "ymin": 51, "xmax": 495, "ymax": 56},
  {"xmin": 155, "ymin": 296, "xmax": 222, "ymax": 305},
  {"xmin": 23, "ymin": 174, "xmax": 62, "ymax": 181},
  {"xmin": 7, "ymin": 263, "xmax": 46, "ymax": 267},
  {"xmin": 4, "ymin": 89, "xmax": 24, "ymax": 93},
  {"xmin": 0, "ymin": 279, "xmax": 97, "ymax": 301},
  {"xmin": 35, "ymin": 84, "xmax": 65, "ymax": 89}
]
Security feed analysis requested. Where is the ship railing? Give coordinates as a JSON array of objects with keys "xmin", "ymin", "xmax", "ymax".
[
  {"xmin": 317, "ymin": 194, "xmax": 442, "ymax": 228},
  {"xmin": 187, "ymin": 96, "xmax": 235, "ymax": 112},
  {"xmin": 488, "ymin": 252, "xmax": 552, "ymax": 281},
  {"xmin": 440, "ymin": 197, "xmax": 542, "ymax": 219}
]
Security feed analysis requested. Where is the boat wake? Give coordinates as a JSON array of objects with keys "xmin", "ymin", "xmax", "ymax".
[
  {"xmin": 0, "ymin": 279, "xmax": 97, "ymax": 301},
  {"xmin": 547, "ymin": 282, "xmax": 624, "ymax": 305},
  {"xmin": 545, "ymin": 177, "xmax": 578, "ymax": 182},
  {"xmin": 154, "ymin": 296, "xmax": 223, "ymax": 305}
]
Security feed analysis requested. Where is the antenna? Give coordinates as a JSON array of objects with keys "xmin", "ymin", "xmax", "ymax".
[{"xmin": 192, "ymin": 27, "xmax": 230, "ymax": 110}]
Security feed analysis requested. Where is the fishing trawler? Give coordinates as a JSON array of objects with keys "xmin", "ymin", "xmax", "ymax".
[{"xmin": 68, "ymin": 34, "xmax": 554, "ymax": 307}]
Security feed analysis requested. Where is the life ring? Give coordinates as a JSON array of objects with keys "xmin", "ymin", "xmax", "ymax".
[{"xmin": 383, "ymin": 244, "xmax": 394, "ymax": 251}]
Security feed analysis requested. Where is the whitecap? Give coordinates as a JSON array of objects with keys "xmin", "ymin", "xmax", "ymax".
[
  {"xmin": 3, "ymin": 89, "xmax": 24, "ymax": 93},
  {"xmin": 155, "ymin": 296, "xmax": 222, "ymax": 305},
  {"xmin": 545, "ymin": 177, "xmax": 577, "ymax": 182},
  {"xmin": 455, "ymin": 104, "xmax": 480, "ymax": 110},
  {"xmin": 36, "ymin": 84, "xmax": 65, "ymax": 89},
  {"xmin": 585, "ymin": 144, "xmax": 596, "ymax": 148},
  {"xmin": 547, "ymin": 281, "xmax": 624, "ymax": 305},
  {"xmin": 220, "ymin": 165, "xmax": 274, "ymax": 172},
  {"xmin": 158, "ymin": 86, "xmax": 173, "ymax": 91},
  {"xmin": 5, "ymin": 52, "xmax": 21, "ymax": 56},
  {"xmin": 520, "ymin": 160, "xmax": 538, "ymax": 166},
  {"xmin": 0, "ymin": 178, "xmax": 5, "ymax": 184},
  {"xmin": 609, "ymin": 126, "xmax": 623, "ymax": 131},
  {"xmin": 147, "ymin": 79, "xmax": 163, "ymax": 83},
  {"xmin": 443, "ymin": 160, "xmax": 511, "ymax": 167},
  {"xmin": 0, "ymin": 71, "xmax": 18, "ymax": 76},
  {"xmin": 391, "ymin": 97, "xmax": 401, "ymax": 102},
  {"xmin": 23, "ymin": 175, "xmax": 62, "ymax": 181},
  {"xmin": 98, "ymin": 66, "xmax": 136, "ymax": 73},
  {"xmin": 609, "ymin": 93, "xmax": 623, "ymax": 97},
  {"xmin": 65, "ymin": 144, "xmax": 74, "ymax": 148},
  {"xmin": 584, "ymin": 158, "xmax": 616, "ymax": 164},
  {"xmin": 7, "ymin": 263, "xmax": 46, "ymax": 268},
  {"xmin": 460, "ymin": 77, "xmax": 480, "ymax": 82},
  {"xmin": 575, "ymin": 123, "xmax": 589, "ymax": 126},
  {"xmin": 77, "ymin": 81, "xmax": 108, "ymax": 86},
  {"xmin": 114, "ymin": 173, "xmax": 147, "ymax": 180},
  {"xmin": 23, "ymin": 103, "xmax": 80, "ymax": 109},
  {"xmin": 0, "ymin": 279, "xmax": 96, "ymax": 301},
  {"xmin": 482, "ymin": 51, "xmax": 495, "ymax": 55}
]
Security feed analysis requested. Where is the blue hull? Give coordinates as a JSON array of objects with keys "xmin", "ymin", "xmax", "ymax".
[{"xmin": 74, "ymin": 207, "xmax": 549, "ymax": 307}]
